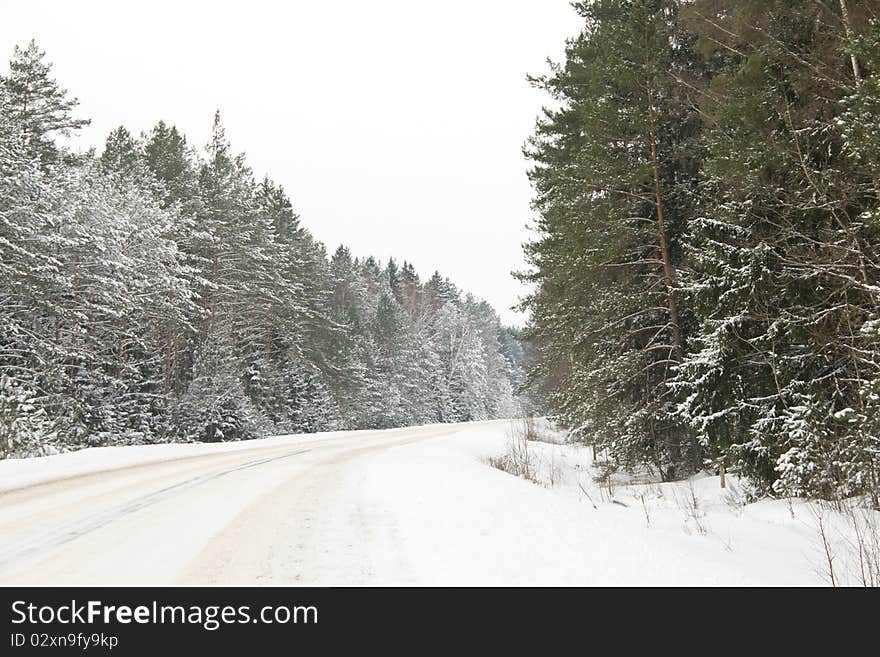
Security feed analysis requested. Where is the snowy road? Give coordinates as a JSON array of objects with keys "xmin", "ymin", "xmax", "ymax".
[
  {"xmin": 0, "ymin": 422, "xmax": 474, "ymax": 585},
  {"xmin": 0, "ymin": 419, "xmax": 853, "ymax": 585}
]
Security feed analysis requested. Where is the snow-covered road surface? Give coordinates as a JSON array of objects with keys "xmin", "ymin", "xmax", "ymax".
[
  {"xmin": 0, "ymin": 420, "xmax": 863, "ymax": 585},
  {"xmin": 0, "ymin": 422, "xmax": 470, "ymax": 585}
]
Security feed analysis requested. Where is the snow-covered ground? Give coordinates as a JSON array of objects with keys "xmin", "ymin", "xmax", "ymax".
[
  {"xmin": 336, "ymin": 421, "xmax": 878, "ymax": 585},
  {"xmin": 0, "ymin": 419, "xmax": 876, "ymax": 586}
]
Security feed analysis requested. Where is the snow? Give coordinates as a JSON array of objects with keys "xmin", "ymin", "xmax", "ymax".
[
  {"xmin": 344, "ymin": 423, "xmax": 844, "ymax": 585},
  {"xmin": 318, "ymin": 420, "xmax": 877, "ymax": 585},
  {"xmin": 1, "ymin": 419, "xmax": 876, "ymax": 586}
]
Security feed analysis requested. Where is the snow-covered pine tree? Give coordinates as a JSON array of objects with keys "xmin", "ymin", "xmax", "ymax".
[
  {"xmin": 673, "ymin": 0, "xmax": 880, "ymax": 501},
  {"xmin": 173, "ymin": 327, "xmax": 267, "ymax": 442},
  {"xmin": 0, "ymin": 40, "xmax": 525, "ymax": 458},
  {"xmin": 521, "ymin": 0, "xmax": 704, "ymax": 479}
]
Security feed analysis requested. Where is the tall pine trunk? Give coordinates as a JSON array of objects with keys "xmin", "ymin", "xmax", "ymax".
[
  {"xmin": 644, "ymin": 33, "xmax": 682, "ymax": 360},
  {"xmin": 643, "ymin": 29, "xmax": 699, "ymax": 476}
]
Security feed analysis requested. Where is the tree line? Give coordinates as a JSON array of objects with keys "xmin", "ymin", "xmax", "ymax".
[
  {"xmin": 0, "ymin": 41, "xmax": 524, "ymax": 457},
  {"xmin": 521, "ymin": 0, "xmax": 880, "ymax": 504}
]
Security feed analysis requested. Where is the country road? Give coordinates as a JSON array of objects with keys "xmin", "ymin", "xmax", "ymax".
[
  {"xmin": 0, "ymin": 422, "xmax": 486, "ymax": 586},
  {"xmin": 0, "ymin": 419, "xmax": 846, "ymax": 586}
]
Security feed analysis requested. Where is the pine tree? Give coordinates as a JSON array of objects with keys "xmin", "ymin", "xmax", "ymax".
[
  {"xmin": 0, "ymin": 40, "xmax": 89, "ymax": 163},
  {"xmin": 673, "ymin": 0, "xmax": 880, "ymax": 499},
  {"xmin": 174, "ymin": 328, "xmax": 266, "ymax": 442},
  {"xmin": 142, "ymin": 121, "xmax": 200, "ymax": 213},
  {"xmin": 521, "ymin": 0, "xmax": 705, "ymax": 479},
  {"xmin": 100, "ymin": 126, "xmax": 144, "ymax": 180},
  {"xmin": 0, "ymin": 42, "xmax": 524, "ymax": 458}
]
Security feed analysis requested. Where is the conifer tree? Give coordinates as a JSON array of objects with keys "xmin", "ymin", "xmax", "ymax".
[
  {"xmin": 0, "ymin": 41, "xmax": 524, "ymax": 457},
  {"xmin": 674, "ymin": 0, "xmax": 880, "ymax": 499},
  {"xmin": 522, "ymin": 0, "xmax": 705, "ymax": 479},
  {"xmin": 0, "ymin": 40, "xmax": 89, "ymax": 163}
]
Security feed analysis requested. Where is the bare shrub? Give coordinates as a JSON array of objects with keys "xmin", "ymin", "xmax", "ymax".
[
  {"xmin": 721, "ymin": 479, "xmax": 745, "ymax": 516},
  {"xmin": 521, "ymin": 415, "xmax": 540, "ymax": 442},
  {"xmin": 577, "ymin": 480, "xmax": 598, "ymax": 510},
  {"xmin": 520, "ymin": 415, "xmax": 565, "ymax": 444},
  {"xmin": 636, "ymin": 491, "xmax": 651, "ymax": 527},
  {"xmin": 545, "ymin": 450, "xmax": 560, "ymax": 488},
  {"xmin": 814, "ymin": 508, "xmax": 838, "ymax": 587},
  {"xmin": 846, "ymin": 505, "xmax": 880, "ymax": 587},
  {"xmin": 812, "ymin": 500, "xmax": 880, "ymax": 587},
  {"xmin": 487, "ymin": 418, "xmax": 537, "ymax": 483},
  {"xmin": 675, "ymin": 479, "xmax": 707, "ymax": 536},
  {"xmin": 593, "ymin": 459, "xmax": 617, "ymax": 500}
]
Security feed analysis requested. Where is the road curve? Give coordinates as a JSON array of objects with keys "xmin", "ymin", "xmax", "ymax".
[{"xmin": 0, "ymin": 423, "xmax": 470, "ymax": 585}]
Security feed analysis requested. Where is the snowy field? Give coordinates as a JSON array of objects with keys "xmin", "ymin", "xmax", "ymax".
[{"xmin": 0, "ymin": 419, "xmax": 877, "ymax": 586}]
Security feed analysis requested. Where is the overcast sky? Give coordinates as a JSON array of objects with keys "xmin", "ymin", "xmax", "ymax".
[{"xmin": 1, "ymin": 1, "xmax": 582, "ymax": 326}]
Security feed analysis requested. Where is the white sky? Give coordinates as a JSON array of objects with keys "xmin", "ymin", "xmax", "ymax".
[{"xmin": 1, "ymin": 1, "xmax": 582, "ymax": 326}]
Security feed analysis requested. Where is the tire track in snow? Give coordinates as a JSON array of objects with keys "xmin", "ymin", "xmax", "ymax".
[
  {"xmin": 176, "ymin": 430, "xmax": 454, "ymax": 584},
  {"xmin": 0, "ymin": 448, "xmax": 312, "ymax": 572}
]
